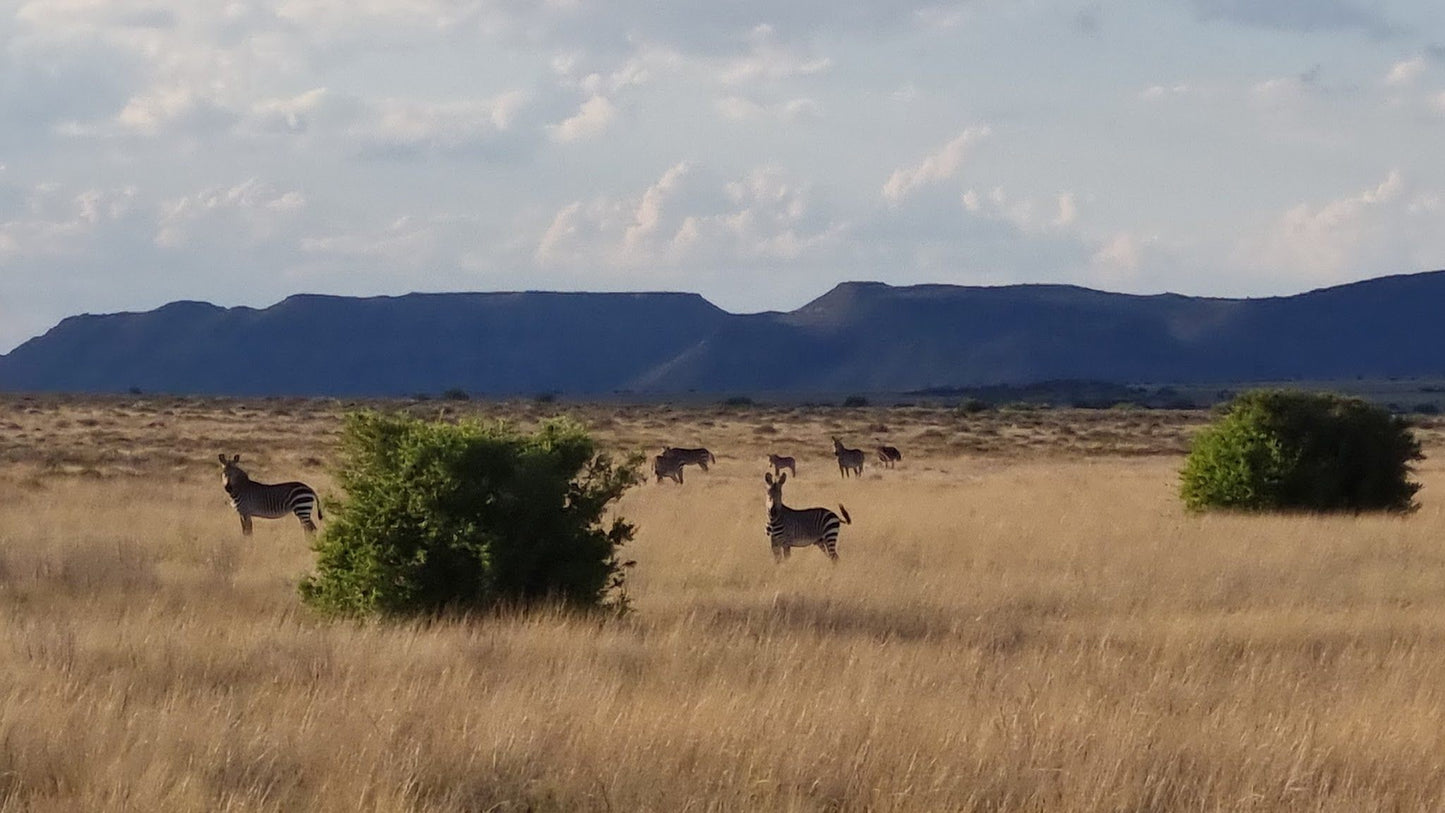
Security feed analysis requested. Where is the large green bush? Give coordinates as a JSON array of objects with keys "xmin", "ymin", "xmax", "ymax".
[
  {"xmin": 1180, "ymin": 390, "xmax": 1422, "ymax": 513},
  {"xmin": 300, "ymin": 412, "xmax": 641, "ymax": 617}
]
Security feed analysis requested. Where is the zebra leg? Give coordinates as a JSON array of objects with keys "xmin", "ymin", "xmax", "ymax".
[
  {"xmin": 772, "ymin": 545, "xmax": 785, "ymax": 563},
  {"xmin": 298, "ymin": 512, "xmax": 317, "ymax": 535},
  {"xmin": 239, "ymin": 513, "xmax": 253, "ymax": 536}
]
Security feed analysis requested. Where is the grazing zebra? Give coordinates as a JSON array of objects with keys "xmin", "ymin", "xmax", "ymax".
[
  {"xmin": 767, "ymin": 453, "xmax": 797, "ymax": 477},
  {"xmin": 218, "ymin": 454, "xmax": 321, "ymax": 536},
  {"xmin": 653, "ymin": 452, "xmax": 686, "ymax": 484},
  {"xmin": 832, "ymin": 437, "xmax": 865, "ymax": 478},
  {"xmin": 876, "ymin": 445, "xmax": 902, "ymax": 468},
  {"xmin": 661, "ymin": 446, "xmax": 716, "ymax": 471},
  {"xmin": 765, "ymin": 471, "xmax": 850, "ymax": 562}
]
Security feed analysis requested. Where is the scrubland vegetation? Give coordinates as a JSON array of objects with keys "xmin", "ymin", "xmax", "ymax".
[{"xmin": 3, "ymin": 394, "xmax": 1445, "ymax": 810}]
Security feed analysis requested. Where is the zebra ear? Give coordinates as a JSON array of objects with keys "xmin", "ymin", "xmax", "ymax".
[
  {"xmin": 218, "ymin": 454, "xmax": 228, "ymax": 465},
  {"xmin": 765, "ymin": 472, "xmax": 774, "ymax": 485},
  {"xmin": 778, "ymin": 471, "xmax": 787, "ymax": 485},
  {"xmin": 231, "ymin": 454, "xmax": 241, "ymax": 464}
]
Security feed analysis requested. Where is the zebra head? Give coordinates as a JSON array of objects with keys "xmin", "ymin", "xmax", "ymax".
[
  {"xmin": 764, "ymin": 470, "xmax": 787, "ymax": 514},
  {"xmin": 831, "ymin": 437, "xmax": 845, "ymax": 454},
  {"xmin": 219, "ymin": 453, "xmax": 248, "ymax": 496}
]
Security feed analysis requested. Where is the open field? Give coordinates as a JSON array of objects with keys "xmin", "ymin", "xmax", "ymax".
[{"xmin": 4, "ymin": 395, "xmax": 1445, "ymax": 810}]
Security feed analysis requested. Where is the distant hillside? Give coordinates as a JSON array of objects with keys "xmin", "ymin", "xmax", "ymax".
[{"xmin": 5, "ymin": 271, "xmax": 1445, "ymax": 396}]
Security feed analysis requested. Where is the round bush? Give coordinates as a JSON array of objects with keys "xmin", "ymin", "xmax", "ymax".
[
  {"xmin": 1180, "ymin": 390, "xmax": 1423, "ymax": 513},
  {"xmin": 300, "ymin": 412, "xmax": 641, "ymax": 617}
]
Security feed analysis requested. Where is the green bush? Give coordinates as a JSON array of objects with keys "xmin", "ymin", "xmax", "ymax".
[
  {"xmin": 1180, "ymin": 390, "xmax": 1423, "ymax": 513},
  {"xmin": 300, "ymin": 412, "xmax": 641, "ymax": 617}
]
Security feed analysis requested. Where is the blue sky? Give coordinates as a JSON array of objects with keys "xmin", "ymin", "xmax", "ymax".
[{"xmin": 2, "ymin": 0, "xmax": 1444, "ymax": 352}]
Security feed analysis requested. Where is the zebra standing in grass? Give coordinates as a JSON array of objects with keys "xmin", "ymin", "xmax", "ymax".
[
  {"xmin": 219, "ymin": 454, "xmax": 322, "ymax": 536},
  {"xmin": 832, "ymin": 437, "xmax": 865, "ymax": 478},
  {"xmin": 767, "ymin": 453, "xmax": 797, "ymax": 477},
  {"xmin": 661, "ymin": 446, "xmax": 716, "ymax": 471},
  {"xmin": 765, "ymin": 471, "xmax": 850, "ymax": 562},
  {"xmin": 876, "ymin": 444, "xmax": 902, "ymax": 468},
  {"xmin": 653, "ymin": 451, "xmax": 686, "ymax": 484}
]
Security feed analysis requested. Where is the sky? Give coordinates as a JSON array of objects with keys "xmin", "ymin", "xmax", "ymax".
[{"xmin": 3, "ymin": 0, "xmax": 1445, "ymax": 353}]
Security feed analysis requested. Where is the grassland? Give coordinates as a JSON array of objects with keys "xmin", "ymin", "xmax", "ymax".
[{"xmin": 3, "ymin": 395, "xmax": 1445, "ymax": 811}]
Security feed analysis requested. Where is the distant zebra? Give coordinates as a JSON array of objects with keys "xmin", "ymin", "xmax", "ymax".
[
  {"xmin": 765, "ymin": 471, "xmax": 850, "ymax": 562},
  {"xmin": 767, "ymin": 453, "xmax": 797, "ymax": 477},
  {"xmin": 876, "ymin": 445, "xmax": 902, "ymax": 468},
  {"xmin": 219, "ymin": 454, "xmax": 321, "ymax": 536},
  {"xmin": 832, "ymin": 437, "xmax": 865, "ymax": 478},
  {"xmin": 662, "ymin": 446, "xmax": 716, "ymax": 471},
  {"xmin": 653, "ymin": 452, "xmax": 686, "ymax": 484}
]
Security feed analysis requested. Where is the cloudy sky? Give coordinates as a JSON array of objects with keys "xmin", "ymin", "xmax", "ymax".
[{"xmin": 2, "ymin": 0, "xmax": 1445, "ymax": 352}]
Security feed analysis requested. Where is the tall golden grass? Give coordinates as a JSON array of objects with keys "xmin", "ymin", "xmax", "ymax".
[{"xmin": 2, "ymin": 396, "xmax": 1445, "ymax": 810}]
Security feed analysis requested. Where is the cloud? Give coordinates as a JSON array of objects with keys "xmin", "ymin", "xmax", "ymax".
[
  {"xmin": 0, "ymin": 183, "xmax": 139, "ymax": 260},
  {"xmin": 881, "ymin": 126, "xmax": 991, "ymax": 205},
  {"xmin": 535, "ymin": 163, "xmax": 843, "ymax": 272},
  {"xmin": 154, "ymin": 179, "xmax": 305, "ymax": 249},
  {"xmin": 1385, "ymin": 56, "xmax": 1427, "ymax": 86},
  {"xmin": 1185, "ymin": 0, "xmax": 1398, "ymax": 37},
  {"xmin": 962, "ymin": 187, "xmax": 1079, "ymax": 233},
  {"xmin": 1239, "ymin": 171, "xmax": 1445, "ymax": 284},
  {"xmin": 714, "ymin": 95, "xmax": 821, "ymax": 122},
  {"xmin": 548, "ymin": 95, "xmax": 618, "ymax": 143}
]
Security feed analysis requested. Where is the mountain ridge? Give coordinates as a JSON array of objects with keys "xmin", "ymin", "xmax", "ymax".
[{"xmin": 5, "ymin": 272, "xmax": 1445, "ymax": 396}]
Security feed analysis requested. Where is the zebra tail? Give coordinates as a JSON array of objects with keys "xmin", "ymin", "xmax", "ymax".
[{"xmin": 838, "ymin": 504, "xmax": 852, "ymax": 524}]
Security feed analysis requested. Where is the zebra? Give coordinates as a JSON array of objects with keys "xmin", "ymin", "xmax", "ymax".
[
  {"xmin": 661, "ymin": 446, "xmax": 716, "ymax": 471},
  {"xmin": 765, "ymin": 471, "xmax": 850, "ymax": 562},
  {"xmin": 219, "ymin": 454, "xmax": 322, "ymax": 536},
  {"xmin": 653, "ymin": 451, "xmax": 686, "ymax": 484},
  {"xmin": 832, "ymin": 437, "xmax": 865, "ymax": 478},
  {"xmin": 767, "ymin": 453, "xmax": 797, "ymax": 477},
  {"xmin": 876, "ymin": 444, "xmax": 902, "ymax": 468}
]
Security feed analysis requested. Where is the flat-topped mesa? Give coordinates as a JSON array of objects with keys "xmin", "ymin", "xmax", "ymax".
[{"xmin": 4, "ymin": 270, "xmax": 1445, "ymax": 396}]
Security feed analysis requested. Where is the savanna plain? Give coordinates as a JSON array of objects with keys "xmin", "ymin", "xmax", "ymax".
[{"xmin": 4, "ymin": 394, "xmax": 1445, "ymax": 812}]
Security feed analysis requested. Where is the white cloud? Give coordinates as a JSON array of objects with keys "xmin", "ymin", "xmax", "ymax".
[
  {"xmin": 0, "ymin": 184, "xmax": 138, "ymax": 260},
  {"xmin": 715, "ymin": 94, "xmax": 821, "ymax": 122},
  {"xmin": 962, "ymin": 187, "xmax": 1080, "ymax": 233},
  {"xmin": 536, "ymin": 163, "xmax": 843, "ymax": 272},
  {"xmin": 548, "ymin": 95, "xmax": 617, "ymax": 143},
  {"xmin": 1385, "ymin": 56, "xmax": 1427, "ymax": 86},
  {"xmin": 1239, "ymin": 171, "xmax": 1445, "ymax": 284},
  {"xmin": 155, "ymin": 179, "xmax": 305, "ymax": 249},
  {"xmin": 882, "ymin": 126, "xmax": 991, "ymax": 205},
  {"xmin": 1139, "ymin": 83, "xmax": 1192, "ymax": 101}
]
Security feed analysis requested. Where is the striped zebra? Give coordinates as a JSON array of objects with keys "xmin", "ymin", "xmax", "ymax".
[
  {"xmin": 219, "ymin": 454, "xmax": 322, "ymax": 536},
  {"xmin": 876, "ymin": 444, "xmax": 902, "ymax": 468},
  {"xmin": 767, "ymin": 453, "xmax": 797, "ymax": 477},
  {"xmin": 765, "ymin": 471, "xmax": 850, "ymax": 562},
  {"xmin": 653, "ymin": 451, "xmax": 686, "ymax": 484},
  {"xmin": 832, "ymin": 437, "xmax": 865, "ymax": 478},
  {"xmin": 662, "ymin": 446, "xmax": 716, "ymax": 471}
]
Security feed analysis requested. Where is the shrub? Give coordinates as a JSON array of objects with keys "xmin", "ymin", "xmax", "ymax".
[
  {"xmin": 955, "ymin": 398, "xmax": 990, "ymax": 415},
  {"xmin": 442, "ymin": 388, "xmax": 470, "ymax": 401},
  {"xmin": 842, "ymin": 395, "xmax": 869, "ymax": 408},
  {"xmin": 300, "ymin": 412, "xmax": 642, "ymax": 617},
  {"xmin": 1180, "ymin": 390, "xmax": 1423, "ymax": 513}
]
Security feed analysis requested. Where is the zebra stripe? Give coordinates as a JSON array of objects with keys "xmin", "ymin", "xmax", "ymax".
[
  {"xmin": 219, "ymin": 454, "xmax": 322, "ymax": 536},
  {"xmin": 876, "ymin": 445, "xmax": 902, "ymax": 468},
  {"xmin": 765, "ymin": 471, "xmax": 851, "ymax": 562},
  {"xmin": 653, "ymin": 452, "xmax": 686, "ymax": 484},
  {"xmin": 661, "ymin": 446, "xmax": 715, "ymax": 470},
  {"xmin": 832, "ymin": 437, "xmax": 865, "ymax": 478}
]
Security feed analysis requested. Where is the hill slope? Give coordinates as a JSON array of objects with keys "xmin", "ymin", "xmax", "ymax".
[{"xmin": 4, "ymin": 272, "xmax": 1445, "ymax": 395}]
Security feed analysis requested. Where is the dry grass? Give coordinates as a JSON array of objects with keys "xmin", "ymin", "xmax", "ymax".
[{"xmin": 3, "ymin": 395, "xmax": 1445, "ymax": 810}]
